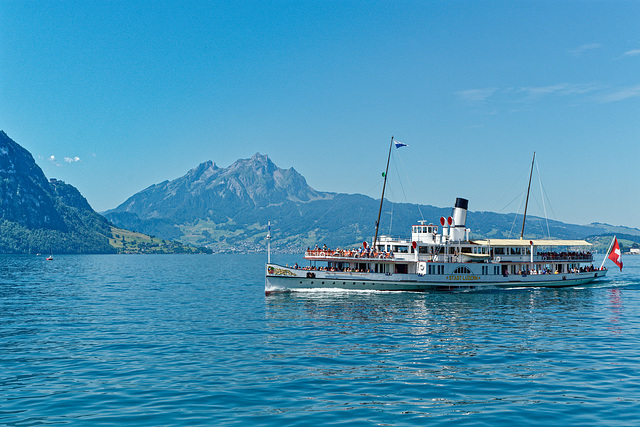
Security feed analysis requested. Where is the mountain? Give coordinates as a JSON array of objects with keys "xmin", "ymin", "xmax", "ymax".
[
  {"xmin": 110, "ymin": 154, "xmax": 329, "ymax": 221},
  {"xmin": 0, "ymin": 131, "xmax": 117, "ymax": 254},
  {"xmin": 105, "ymin": 153, "xmax": 640, "ymax": 253},
  {"xmin": 104, "ymin": 153, "xmax": 339, "ymax": 251}
]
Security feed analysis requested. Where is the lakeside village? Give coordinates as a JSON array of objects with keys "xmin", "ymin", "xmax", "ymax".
[{"xmin": 288, "ymin": 244, "xmax": 602, "ymax": 276}]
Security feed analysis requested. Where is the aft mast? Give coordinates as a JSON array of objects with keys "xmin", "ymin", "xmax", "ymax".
[
  {"xmin": 520, "ymin": 152, "xmax": 536, "ymax": 240},
  {"xmin": 373, "ymin": 136, "xmax": 394, "ymax": 249}
]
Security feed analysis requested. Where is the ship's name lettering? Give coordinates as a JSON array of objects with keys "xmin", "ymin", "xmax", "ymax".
[
  {"xmin": 273, "ymin": 268, "xmax": 296, "ymax": 276},
  {"xmin": 446, "ymin": 275, "xmax": 480, "ymax": 281}
]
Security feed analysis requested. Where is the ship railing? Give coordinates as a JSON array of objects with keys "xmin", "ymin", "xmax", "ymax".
[{"xmin": 376, "ymin": 235, "xmax": 410, "ymax": 243}]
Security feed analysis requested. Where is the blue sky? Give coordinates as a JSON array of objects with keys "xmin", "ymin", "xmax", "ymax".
[{"xmin": 1, "ymin": 1, "xmax": 639, "ymax": 228}]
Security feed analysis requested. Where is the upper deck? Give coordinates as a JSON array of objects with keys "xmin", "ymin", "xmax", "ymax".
[{"xmin": 304, "ymin": 243, "xmax": 594, "ymax": 264}]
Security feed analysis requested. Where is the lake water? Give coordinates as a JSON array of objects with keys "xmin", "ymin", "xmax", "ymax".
[{"xmin": 1, "ymin": 253, "xmax": 639, "ymax": 425}]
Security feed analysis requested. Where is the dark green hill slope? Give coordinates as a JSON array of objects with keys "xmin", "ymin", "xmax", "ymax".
[{"xmin": 0, "ymin": 131, "xmax": 115, "ymax": 254}]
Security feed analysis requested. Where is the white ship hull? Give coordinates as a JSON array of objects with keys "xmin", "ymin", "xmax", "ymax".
[{"xmin": 265, "ymin": 263, "xmax": 607, "ymax": 294}]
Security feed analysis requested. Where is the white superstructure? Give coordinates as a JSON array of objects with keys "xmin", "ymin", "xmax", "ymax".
[{"xmin": 265, "ymin": 197, "xmax": 608, "ymax": 294}]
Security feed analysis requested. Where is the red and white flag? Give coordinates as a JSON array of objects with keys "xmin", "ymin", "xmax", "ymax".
[{"xmin": 608, "ymin": 237, "xmax": 623, "ymax": 271}]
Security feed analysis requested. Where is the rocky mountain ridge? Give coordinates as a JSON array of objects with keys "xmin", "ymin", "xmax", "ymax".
[{"xmin": 110, "ymin": 153, "xmax": 332, "ymax": 222}]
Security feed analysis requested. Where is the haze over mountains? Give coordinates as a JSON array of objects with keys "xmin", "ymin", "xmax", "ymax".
[{"xmin": 2, "ymin": 130, "xmax": 639, "ymax": 254}]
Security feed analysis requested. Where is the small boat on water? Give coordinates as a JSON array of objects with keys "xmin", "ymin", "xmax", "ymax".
[{"xmin": 265, "ymin": 142, "xmax": 612, "ymax": 294}]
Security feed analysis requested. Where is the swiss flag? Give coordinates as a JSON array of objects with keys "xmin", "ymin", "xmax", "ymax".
[{"xmin": 608, "ymin": 237, "xmax": 623, "ymax": 271}]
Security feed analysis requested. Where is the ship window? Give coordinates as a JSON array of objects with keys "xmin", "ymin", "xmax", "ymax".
[
  {"xmin": 495, "ymin": 248, "xmax": 505, "ymax": 255},
  {"xmin": 419, "ymin": 246, "xmax": 429, "ymax": 254},
  {"xmin": 453, "ymin": 266, "xmax": 472, "ymax": 274},
  {"xmin": 395, "ymin": 246, "xmax": 409, "ymax": 253}
]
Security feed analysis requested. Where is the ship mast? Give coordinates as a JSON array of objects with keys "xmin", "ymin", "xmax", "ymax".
[
  {"xmin": 373, "ymin": 136, "xmax": 394, "ymax": 248},
  {"xmin": 520, "ymin": 152, "xmax": 536, "ymax": 240},
  {"xmin": 267, "ymin": 220, "xmax": 271, "ymax": 263}
]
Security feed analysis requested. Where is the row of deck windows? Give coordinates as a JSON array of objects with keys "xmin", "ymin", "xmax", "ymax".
[
  {"xmin": 428, "ymin": 264, "xmax": 500, "ymax": 275},
  {"xmin": 493, "ymin": 247, "xmax": 532, "ymax": 255},
  {"xmin": 386, "ymin": 245, "xmax": 534, "ymax": 255},
  {"xmin": 427, "ymin": 265, "xmax": 445, "ymax": 275},
  {"xmin": 413, "ymin": 226, "xmax": 436, "ymax": 234},
  {"xmin": 327, "ymin": 261, "xmax": 576, "ymax": 276}
]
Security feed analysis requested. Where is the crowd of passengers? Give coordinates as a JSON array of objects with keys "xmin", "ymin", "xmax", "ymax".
[
  {"xmin": 290, "ymin": 263, "xmax": 373, "ymax": 273},
  {"xmin": 537, "ymin": 251, "xmax": 592, "ymax": 260},
  {"xmin": 511, "ymin": 264, "xmax": 601, "ymax": 277},
  {"xmin": 305, "ymin": 244, "xmax": 394, "ymax": 259}
]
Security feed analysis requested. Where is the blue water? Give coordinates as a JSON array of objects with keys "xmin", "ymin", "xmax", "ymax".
[{"xmin": 1, "ymin": 253, "xmax": 639, "ymax": 425}]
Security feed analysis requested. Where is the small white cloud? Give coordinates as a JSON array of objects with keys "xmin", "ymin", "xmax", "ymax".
[
  {"xmin": 517, "ymin": 83, "xmax": 599, "ymax": 99},
  {"xmin": 456, "ymin": 88, "xmax": 497, "ymax": 103},
  {"xmin": 518, "ymin": 84, "xmax": 569, "ymax": 97},
  {"xmin": 569, "ymin": 43, "xmax": 602, "ymax": 56},
  {"xmin": 49, "ymin": 155, "xmax": 56, "ymax": 162},
  {"xmin": 602, "ymin": 84, "xmax": 640, "ymax": 102},
  {"xmin": 623, "ymin": 49, "xmax": 640, "ymax": 57},
  {"xmin": 64, "ymin": 156, "xmax": 81, "ymax": 163}
]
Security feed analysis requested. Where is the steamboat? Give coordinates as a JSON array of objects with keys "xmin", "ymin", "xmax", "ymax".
[{"xmin": 265, "ymin": 143, "xmax": 611, "ymax": 294}]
